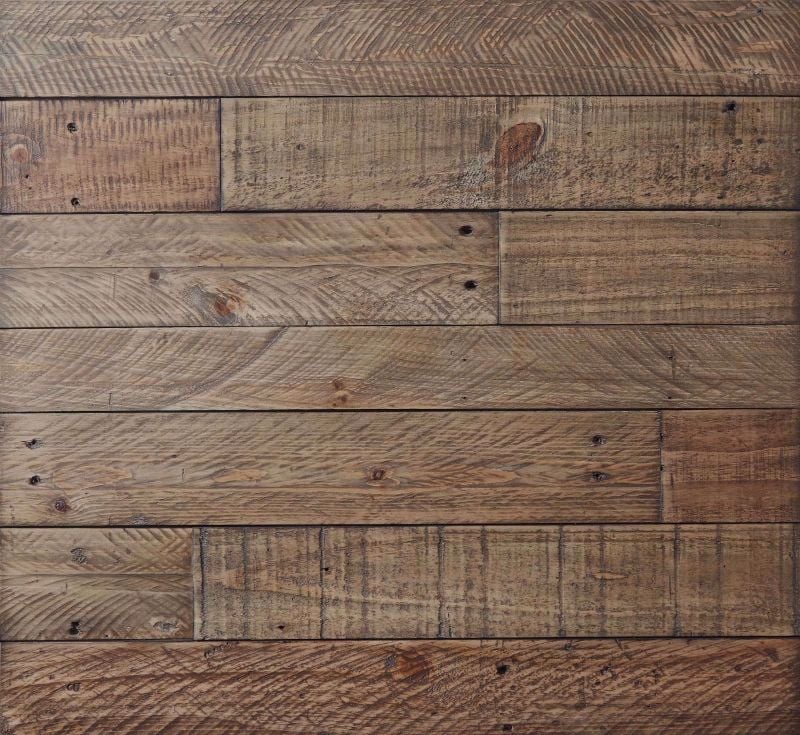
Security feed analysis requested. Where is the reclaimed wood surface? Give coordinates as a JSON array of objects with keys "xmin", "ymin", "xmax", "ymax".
[
  {"xmin": 2, "ymin": 326, "xmax": 797, "ymax": 411},
  {"xmin": 4, "ymin": 1, "xmax": 799, "ymax": 98},
  {"xmin": 3, "ymin": 639, "xmax": 798, "ymax": 734},
  {"xmin": 0, "ymin": 411, "xmax": 659, "ymax": 526},
  {"xmin": 500, "ymin": 212, "xmax": 800, "ymax": 324},
  {"xmin": 0, "ymin": 99, "xmax": 220, "ymax": 213},
  {"xmin": 222, "ymin": 96, "xmax": 800, "ymax": 210}
]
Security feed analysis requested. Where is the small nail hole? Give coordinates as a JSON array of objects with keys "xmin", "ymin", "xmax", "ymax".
[
  {"xmin": 591, "ymin": 471, "xmax": 609, "ymax": 482},
  {"xmin": 459, "ymin": 225, "xmax": 474, "ymax": 236},
  {"xmin": 725, "ymin": 101, "xmax": 738, "ymax": 113},
  {"xmin": 70, "ymin": 197, "xmax": 80, "ymax": 207},
  {"xmin": 68, "ymin": 621, "xmax": 81, "ymax": 636},
  {"xmin": 24, "ymin": 438, "xmax": 40, "ymax": 449},
  {"xmin": 66, "ymin": 122, "xmax": 78, "ymax": 133},
  {"xmin": 29, "ymin": 474, "xmax": 42, "ymax": 486},
  {"xmin": 591, "ymin": 435, "xmax": 606, "ymax": 446},
  {"xmin": 464, "ymin": 280, "xmax": 478, "ymax": 290},
  {"xmin": 496, "ymin": 663, "xmax": 509, "ymax": 675}
]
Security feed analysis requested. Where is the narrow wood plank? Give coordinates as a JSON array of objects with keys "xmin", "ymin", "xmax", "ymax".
[
  {"xmin": 663, "ymin": 410, "xmax": 800, "ymax": 522},
  {"xmin": 4, "ymin": 639, "xmax": 798, "ymax": 734},
  {"xmin": 0, "ymin": 528, "xmax": 192, "ymax": 641},
  {"xmin": 500, "ymin": 212, "xmax": 800, "ymax": 324},
  {"xmin": 4, "ymin": 1, "xmax": 799, "ymax": 97},
  {"xmin": 0, "ymin": 216, "xmax": 496, "ymax": 326},
  {"xmin": 676, "ymin": 524, "xmax": 797, "ymax": 636},
  {"xmin": 196, "ymin": 528, "xmax": 321, "ymax": 640},
  {"xmin": 0, "ymin": 99, "xmax": 219, "ymax": 213},
  {"xmin": 2, "ymin": 326, "xmax": 796, "ymax": 411},
  {"xmin": 0, "ymin": 411, "xmax": 659, "ymax": 526},
  {"xmin": 197, "ymin": 525, "xmax": 796, "ymax": 638},
  {"xmin": 222, "ymin": 97, "xmax": 800, "ymax": 210}
]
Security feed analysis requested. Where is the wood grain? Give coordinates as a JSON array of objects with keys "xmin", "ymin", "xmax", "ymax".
[
  {"xmin": 2, "ymin": 326, "xmax": 796, "ymax": 411},
  {"xmin": 0, "ymin": 528, "xmax": 192, "ymax": 641},
  {"xmin": 196, "ymin": 525, "xmax": 797, "ymax": 638},
  {"xmin": 0, "ymin": 411, "xmax": 659, "ymax": 526},
  {"xmin": 0, "ymin": 99, "xmax": 219, "ymax": 213},
  {"xmin": 663, "ymin": 410, "xmax": 800, "ymax": 522},
  {"xmin": 500, "ymin": 211, "xmax": 800, "ymax": 324},
  {"xmin": 3, "ymin": 1, "xmax": 799, "ymax": 97},
  {"xmin": 222, "ymin": 97, "xmax": 800, "ymax": 210}
]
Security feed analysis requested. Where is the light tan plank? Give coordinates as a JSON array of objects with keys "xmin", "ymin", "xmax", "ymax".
[
  {"xmin": 2, "ymin": 326, "xmax": 796, "ymax": 411},
  {"xmin": 676, "ymin": 524, "xmax": 797, "ymax": 636},
  {"xmin": 0, "ymin": 411, "xmax": 659, "ymax": 526},
  {"xmin": 197, "ymin": 525, "xmax": 796, "ymax": 638},
  {"xmin": 196, "ymin": 528, "xmax": 321, "ymax": 640},
  {"xmin": 663, "ymin": 410, "xmax": 800, "ymax": 522},
  {"xmin": 500, "ymin": 212, "xmax": 800, "ymax": 324},
  {"xmin": 222, "ymin": 97, "xmax": 800, "ymax": 210},
  {"xmin": 0, "ymin": 528, "xmax": 192, "ymax": 641},
  {"xmin": 0, "ymin": 212, "xmax": 495, "ymax": 268},
  {"xmin": 0, "ymin": 99, "xmax": 219, "ymax": 213},
  {"xmin": 4, "ymin": 1, "xmax": 799, "ymax": 97}
]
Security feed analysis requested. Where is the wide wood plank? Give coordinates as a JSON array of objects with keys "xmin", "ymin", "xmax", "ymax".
[
  {"xmin": 0, "ymin": 411, "xmax": 659, "ymax": 526},
  {"xmin": 663, "ymin": 410, "xmax": 800, "ymax": 522},
  {"xmin": 0, "ymin": 212, "xmax": 496, "ymax": 327},
  {"xmin": 2, "ymin": 326, "xmax": 796, "ymax": 411},
  {"xmin": 500, "ymin": 212, "xmax": 800, "ymax": 324},
  {"xmin": 196, "ymin": 525, "xmax": 797, "ymax": 638},
  {"xmin": 0, "ymin": 99, "xmax": 219, "ymax": 213},
  {"xmin": 0, "ymin": 528, "xmax": 193, "ymax": 641},
  {"xmin": 222, "ymin": 97, "xmax": 800, "ymax": 210},
  {"xmin": 4, "ymin": 1, "xmax": 799, "ymax": 97}
]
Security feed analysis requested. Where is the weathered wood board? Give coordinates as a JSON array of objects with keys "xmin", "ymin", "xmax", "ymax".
[
  {"xmin": 222, "ymin": 97, "xmax": 800, "ymax": 210},
  {"xmin": 4, "ymin": 1, "xmax": 799, "ymax": 97},
  {"xmin": 500, "ymin": 212, "xmax": 800, "ymax": 324},
  {"xmin": 0, "ymin": 411, "xmax": 659, "ymax": 526},
  {"xmin": 2, "ymin": 326, "xmax": 796, "ymax": 411}
]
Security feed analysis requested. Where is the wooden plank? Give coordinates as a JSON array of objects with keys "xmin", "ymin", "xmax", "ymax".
[
  {"xmin": 196, "ymin": 525, "xmax": 796, "ymax": 638},
  {"xmin": 676, "ymin": 524, "xmax": 797, "ymax": 636},
  {"xmin": 2, "ymin": 326, "xmax": 796, "ymax": 412},
  {"xmin": 0, "ymin": 214, "xmax": 496, "ymax": 327},
  {"xmin": 0, "ymin": 212, "xmax": 496, "ymax": 268},
  {"xmin": 0, "ymin": 99, "xmax": 219, "ymax": 213},
  {"xmin": 3, "ymin": 639, "xmax": 798, "ymax": 734},
  {"xmin": 500, "ymin": 211, "xmax": 800, "ymax": 325},
  {"xmin": 663, "ymin": 410, "xmax": 800, "ymax": 522},
  {"xmin": 0, "ymin": 528, "xmax": 192, "ymax": 641},
  {"xmin": 196, "ymin": 528, "xmax": 321, "ymax": 640},
  {"xmin": 222, "ymin": 97, "xmax": 800, "ymax": 210},
  {"xmin": 3, "ymin": 1, "xmax": 799, "ymax": 97},
  {"xmin": 0, "ymin": 411, "xmax": 659, "ymax": 526}
]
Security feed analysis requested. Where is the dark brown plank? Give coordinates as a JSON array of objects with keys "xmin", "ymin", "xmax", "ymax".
[
  {"xmin": 0, "ymin": 99, "xmax": 219, "ymax": 213},
  {"xmin": 3, "ymin": 639, "xmax": 798, "ymax": 733},
  {"xmin": 3, "ymin": 1, "xmax": 799, "ymax": 97},
  {"xmin": 500, "ymin": 212, "xmax": 800, "ymax": 324},
  {"xmin": 2, "ymin": 326, "xmax": 796, "ymax": 411},
  {"xmin": 0, "ymin": 528, "xmax": 193, "ymax": 641},
  {"xmin": 0, "ymin": 411, "xmax": 659, "ymax": 526},
  {"xmin": 222, "ymin": 97, "xmax": 800, "ymax": 210},
  {"xmin": 663, "ymin": 410, "xmax": 800, "ymax": 522}
]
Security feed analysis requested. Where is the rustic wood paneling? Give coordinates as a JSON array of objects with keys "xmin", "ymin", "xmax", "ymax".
[
  {"xmin": 3, "ymin": 1, "xmax": 799, "ymax": 97},
  {"xmin": 0, "ymin": 212, "xmax": 497, "ymax": 326},
  {"xmin": 196, "ymin": 525, "xmax": 797, "ymax": 638},
  {"xmin": 0, "ymin": 99, "xmax": 220, "ymax": 213},
  {"xmin": 0, "ymin": 528, "xmax": 193, "ymax": 641},
  {"xmin": 222, "ymin": 97, "xmax": 800, "ymax": 210},
  {"xmin": 0, "ymin": 411, "xmax": 659, "ymax": 526},
  {"xmin": 663, "ymin": 410, "xmax": 800, "ymax": 522},
  {"xmin": 4, "ymin": 639, "xmax": 797, "ymax": 734},
  {"xmin": 500, "ymin": 212, "xmax": 800, "ymax": 325},
  {"xmin": 2, "ymin": 326, "xmax": 796, "ymax": 411}
]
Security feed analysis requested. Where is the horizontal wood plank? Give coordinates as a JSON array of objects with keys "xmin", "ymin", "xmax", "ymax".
[
  {"xmin": 2, "ymin": 326, "xmax": 796, "ymax": 411},
  {"xmin": 3, "ymin": 1, "xmax": 799, "ymax": 97},
  {"xmin": 663, "ymin": 410, "xmax": 800, "ymax": 522},
  {"xmin": 222, "ymin": 97, "xmax": 800, "ymax": 210},
  {"xmin": 0, "ymin": 528, "xmax": 193, "ymax": 641},
  {"xmin": 500, "ymin": 212, "xmax": 800, "ymax": 324},
  {"xmin": 0, "ymin": 99, "xmax": 219, "ymax": 213},
  {"xmin": 0, "ymin": 411, "xmax": 659, "ymax": 526},
  {"xmin": 197, "ymin": 525, "xmax": 798, "ymax": 638}
]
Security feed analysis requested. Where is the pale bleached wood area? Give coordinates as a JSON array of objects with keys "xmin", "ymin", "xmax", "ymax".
[{"xmin": 1, "ymin": 2, "xmax": 798, "ymax": 733}]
